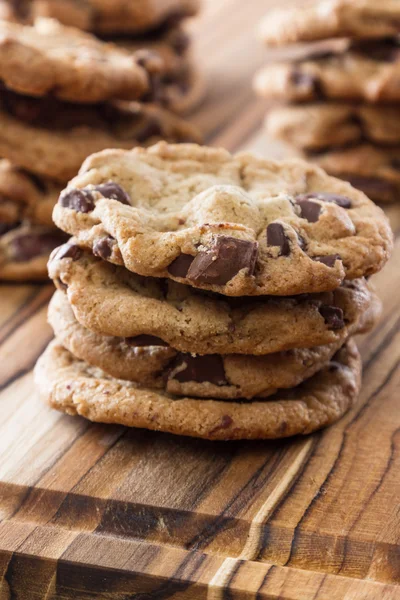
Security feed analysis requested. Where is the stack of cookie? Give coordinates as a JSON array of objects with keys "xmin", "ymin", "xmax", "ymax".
[
  {"xmin": 0, "ymin": 18, "xmax": 201, "ymax": 281},
  {"xmin": 35, "ymin": 143, "xmax": 392, "ymax": 440},
  {"xmin": 0, "ymin": 0, "xmax": 203, "ymax": 115},
  {"xmin": 254, "ymin": 0, "xmax": 400, "ymax": 203}
]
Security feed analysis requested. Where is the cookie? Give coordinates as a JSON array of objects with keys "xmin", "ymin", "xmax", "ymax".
[
  {"xmin": 53, "ymin": 142, "xmax": 393, "ymax": 297},
  {"xmin": 0, "ymin": 223, "xmax": 66, "ymax": 281},
  {"xmin": 0, "ymin": 18, "xmax": 159, "ymax": 103},
  {"xmin": 0, "ymin": 160, "xmax": 60, "ymax": 227},
  {"xmin": 35, "ymin": 339, "xmax": 362, "ymax": 440},
  {"xmin": 0, "ymin": 89, "xmax": 202, "ymax": 182},
  {"xmin": 310, "ymin": 144, "xmax": 400, "ymax": 203},
  {"xmin": 265, "ymin": 104, "xmax": 400, "ymax": 152},
  {"xmin": 49, "ymin": 289, "xmax": 379, "ymax": 400},
  {"xmin": 0, "ymin": 0, "xmax": 200, "ymax": 35},
  {"xmin": 254, "ymin": 41, "xmax": 400, "ymax": 104},
  {"xmin": 48, "ymin": 244, "xmax": 377, "ymax": 356},
  {"xmin": 258, "ymin": 0, "xmax": 400, "ymax": 46}
]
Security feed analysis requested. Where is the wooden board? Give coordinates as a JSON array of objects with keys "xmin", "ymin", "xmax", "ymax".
[{"xmin": 1, "ymin": 1, "xmax": 400, "ymax": 598}]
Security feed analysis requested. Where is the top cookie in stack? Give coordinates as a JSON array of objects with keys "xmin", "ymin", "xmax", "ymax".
[
  {"xmin": 0, "ymin": 0, "xmax": 203, "ymax": 115},
  {"xmin": 0, "ymin": 16, "xmax": 201, "ymax": 281},
  {"xmin": 35, "ymin": 143, "xmax": 392, "ymax": 440},
  {"xmin": 254, "ymin": 0, "xmax": 400, "ymax": 203}
]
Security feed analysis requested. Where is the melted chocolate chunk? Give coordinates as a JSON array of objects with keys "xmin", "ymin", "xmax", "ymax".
[
  {"xmin": 313, "ymin": 254, "xmax": 341, "ymax": 267},
  {"xmin": 319, "ymin": 305, "xmax": 345, "ymax": 330},
  {"xmin": 296, "ymin": 192, "xmax": 351, "ymax": 209},
  {"xmin": 169, "ymin": 354, "xmax": 227, "ymax": 385},
  {"xmin": 55, "ymin": 243, "xmax": 82, "ymax": 261},
  {"xmin": 266, "ymin": 223, "xmax": 290, "ymax": 256},
  {"xmin": 186, "ymin": 237, "xmax": 258, "ymax": 286},
  {"xmin": 93, "ymin": 236, "xmax": 115, "ymax": 260},
  {"xmin": 295, "ymin": 198, "xmax": 321, "ymax": 223},
  {"xmin": 168, "ymin": 253, "xmax": 195, "ymax": 278},
  {"xmin": 59, "ymin": 189, "xmax": 95, "ymax": 213},
  {"xmin": 125, "ymin": 335, "xmax": 169, "ymax": 347},
  {"xmin": 352, "ymin": 39, "xmax": 400, "ymax": 62},
  {"xmin": 11, "ymin": 232, "xmax": 63, "ymax": 262},
  {"xmin": 290, "ymin": 69, "xmax": 322, "ymax": 97},
  {"xmin": 92, "ymin": 182, "xmax": 131, "ymax": 205},
  {"xmin": 345, "ymin": 175, "xmax": 396, "ymax": 199}
]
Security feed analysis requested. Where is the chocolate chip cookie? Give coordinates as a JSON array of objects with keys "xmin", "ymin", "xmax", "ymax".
[
  {"xmin": 49, "ymin": 289, "xmax": 380, "ymax": 400},
  {"xmin": 48, "ymin": 244, "xmax": 377, "ymax": 356},
  {"xmin": 0, "ymin": 160, "xmax": 61, "ymax": 227},
  {"xmin": 0, "ymin": 18, "xmax": 157, "ymax": 103},
  {"xmin": 0, "ymin": 90, "xmax": 202, "ymax": 182},
  {"xmin": 310, "ymin": 144, "xmax": 400, "ymax": 203},
  {"xmin": 0, "ymin": 223, "xmax": 66, "ymax": 281},
  {"xmin": 35, "ymin": 339, "xmax": 362, "ymax": 440},
  {"xmin": 53, "ymin": 143, "xmax": 393, "ymax": 296},
  {"xmin": 265, "ymin": 103, "xmax": 400, "ymax": 152},
  {"xmin": 0, "ymin": 0, "xmax": 200, "ymax": 35},
  {"xmin": 254, "ymin": 40, "xmax": 400, "ymax": 104},
  {"xmin": 258, "ymin": 0, "xmax": 400, "ymax": 46}
]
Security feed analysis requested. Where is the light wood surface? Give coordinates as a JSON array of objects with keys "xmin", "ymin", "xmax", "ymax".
[{"xmin": 1, "ymin": 1, "xmax": 400, "ymax": 598}]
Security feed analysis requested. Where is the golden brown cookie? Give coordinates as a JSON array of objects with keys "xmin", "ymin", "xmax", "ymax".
[
  {"xmin": 34, "ymin": 339, "xmax": 362, "ymax": 440},
  {"xmin": 52, "ymin": 143, "xmax": 393, "ymax": 296},
  {"xmin": 48, "ymin": 244, "xmax": 377, "ymax": 357},
  {"xmin": 48, "ymin": 289, "xmax": 380, "ymax": 400}
]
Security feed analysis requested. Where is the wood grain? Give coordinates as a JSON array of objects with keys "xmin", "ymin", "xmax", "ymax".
[{"xmin": 1, "ymin": 0, "xmax": 400, "ymax": 598}]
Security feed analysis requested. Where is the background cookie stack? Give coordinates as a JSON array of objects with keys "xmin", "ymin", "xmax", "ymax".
[
  {"xmin": 254, "ymin": 0, "xmax": 400, "ymax": 204},
  {"xmin": 0, "ymin": 0, "xmax": 203, "ymax": 115},
  {"xmin": 0, "ymin": 8, "xmax": 202, "ymax": 281},
  {"xmin": 35, "ymin": 142, "xmax": 392, "ymax": 441}
]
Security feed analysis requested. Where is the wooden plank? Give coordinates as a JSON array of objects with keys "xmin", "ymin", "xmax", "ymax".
[{"xmin": 1, "ymin": 0, "xmax": 400, "ymax": 598}]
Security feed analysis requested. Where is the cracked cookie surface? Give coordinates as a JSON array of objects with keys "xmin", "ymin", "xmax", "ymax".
[
  {"xmin": 35, "ymin": 339, "xmax": 362, "ymax": 440},
  {"xmin": 49, "ymin": 289, "xmax": 379, "ymax": 400},
  {"xmin": 48, "ymin": 245, "xmax": 377, "ymax": 356},
  {"xmin": 53, "ymin": 142, "xmax": 392, "ymax": 296}
]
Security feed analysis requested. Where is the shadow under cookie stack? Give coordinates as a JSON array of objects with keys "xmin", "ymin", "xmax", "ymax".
[
  {"xmin": 0, "ymin": 0, "xmax": 202, "ymax": 281},
  {"xmin": 254, "ymin": 0, "xmax": 400, "ymax": 204},
  {"xmin": 35, "ymin": 143, "xmax": 392, "ymax": 441}
]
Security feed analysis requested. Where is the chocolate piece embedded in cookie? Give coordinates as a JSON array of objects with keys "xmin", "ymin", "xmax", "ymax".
[
  {"xmin": 48, "ymin": 247, "xmax": 378, "ymax": 356},
  {"xmin": 0, "ymin": 223, "xmax": 67, "ymax": 281},
  {"xmin": 309, "ymin": 144, "xmax": 400, "ymax": 203},
  {"xmin": 254, "ymin": 41, "xmax": 400, "ymax": 104},
  {"xmin": 53, "ymin": 143, "xmax": 392, "ymax": 296},
  {"xmin": 35, "ymin": 339, "xmax": 362, "ymax": 440},
  {"xmin": 49, "ymin": 289, "xmax": 381, "ymax": 400}
]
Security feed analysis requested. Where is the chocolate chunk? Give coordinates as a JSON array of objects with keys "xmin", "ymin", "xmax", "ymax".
[
  {"xmin": 266, "ymin": 223, "xmax": 290, "ymax": 256},
  {"xmin": 345, "ymin": 175, "xmax": 396, "ymax": 200},
  {"xmin": 296, "ymin": 192, "xmax": 351, "ymax": 209},
  {"xmin": 55, "ymin": 243, "xmax": 82, "ymax": 261},
  {"xmin": 91, "ymin": 182, "xmax": 131, "ymax": 205},
  {"xmin": 290, "ymin": 69, "xmax": 322, "ymax": 97},
  {"xmin": 169, "ymin": 30, "xmax": 190, "ymax": 55},
  {"xmin": 353, "ymin": 39, "xmax": 400, "ymax": 63},
  {"xmin": 313, "ymin": 254, "xmax": 341, "ymax": 267},
  {"xmin": 59, "ymin": 188, "xmax": 95, "ymax": 213},
  {"xmin": 0, "ymin": 222, "xmax": 17, "ymax": 236},
  {"xmin": 295, "ymin": 198, "xmax": 321, "ymax": 223},
  {"xmin": 11, "ymin": 232, "xmax": 63, "ymax": 262},
  {"xmin": 186, "ymin": 237, "xmax": 258, "ymax": 286},
  {"xmin": 93, "ymin": 236, "xmax": 116, "ymax": 260},
  {"xmin": 168, "ymin": 253, "xmax": 195, "ymax": 278},
  {"xmin": 134, "ymin": 117, "xmax": 163, "ymax": 143},
  {"xmin": 125, "ymin": 335, "xmax": 168, "ymax": 347},
  {"xmin": 319, "ymin": 305, "xmax": 345, "ymax": 330},
  {"xmin": 169, "ymin": 354, "xmax": 227, "ymax": 385}
]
